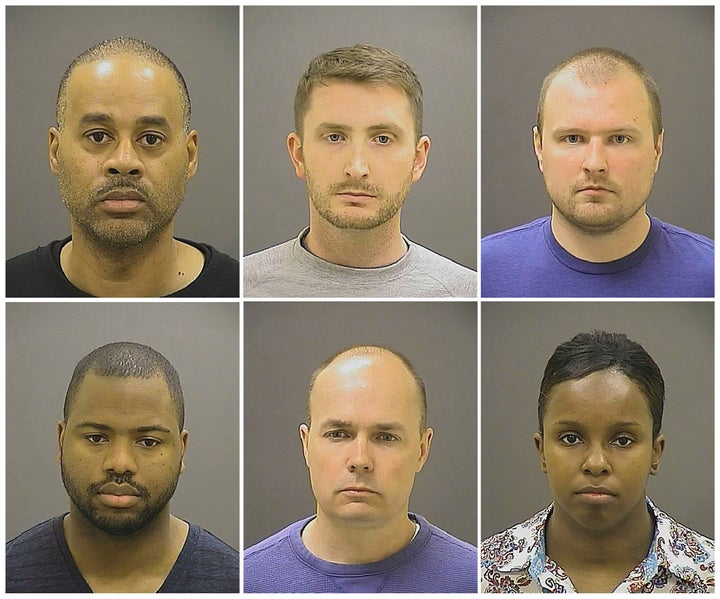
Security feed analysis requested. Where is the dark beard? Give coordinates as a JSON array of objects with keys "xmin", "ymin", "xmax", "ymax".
[{"xmin": 60, "ymin": 463, "xmax": 181, "ymax": 536}]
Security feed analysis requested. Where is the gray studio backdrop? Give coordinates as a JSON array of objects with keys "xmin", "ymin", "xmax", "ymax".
[
  {"xmin": 6, "ymin": 303, "xmax": 239, "ymax": 550},
  {"xmin": 481, "ymin": 302, "xmax": 713, "ymax": 540},
  {"xmin": 244, "ymin": 301, "xmax": 477, "ymax": 548},
  {"xmin": 481, "ymin": 6, "xmax": 713, "ymax": 239},
  {"xmin": 243, "ymin": 6, "xmax": 477, "ymax": 270},
  {"xmin": 6, "ymin": 6, "xmax": 239, "ymax": 259}
]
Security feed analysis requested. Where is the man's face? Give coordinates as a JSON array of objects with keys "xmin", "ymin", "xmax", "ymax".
[
  {"xmin": 58, "ymin": 373, "xmax": 188, "ymax": 536},
  {"xmin": 299, "ymin": 353, "xmax": 432, "ymax": 528},
  {"xmin": 288, "ymin": 81, "xmax": 430, "ymax": 230},
  {"xmin": 534, "ymin": 69, "xmax": 663, "ymax": 234},
  {"xmin": 49, "ymin": 56, "xmax": 198, "ymax": 248},
  {"xmin": 534, "ymin": 369, "xmax": 664, "ymax": 534}
]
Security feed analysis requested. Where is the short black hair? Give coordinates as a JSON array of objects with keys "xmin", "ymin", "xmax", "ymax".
[
  {"xmin": 64, "ymin": 342, "xmax": 184, "ymax": 430},
  {"xmin": 538, "ymin": 331, "xmax": 664, "ymax": 438},
  {"xmin": 307, "ymin": 344, "xmax": 427, "ymax": 431}
]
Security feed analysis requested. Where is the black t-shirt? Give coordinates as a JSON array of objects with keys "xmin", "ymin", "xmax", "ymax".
[
  {"xmin": 6, "ymin": 515, "xmax": 239, "ymax": 593},
  {"xmin": 6, "ymin": 237, "xmax": 239, "ymax": 297}
]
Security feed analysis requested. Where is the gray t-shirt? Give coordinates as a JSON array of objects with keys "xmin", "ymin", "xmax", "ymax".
[{"xmin": 244, "ymin": 229, "xmax": 477, "ymax": 298}]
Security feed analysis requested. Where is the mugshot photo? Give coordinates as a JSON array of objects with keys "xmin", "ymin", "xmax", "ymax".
[
  {"xmin": 244, "ymin": 301, "xmax": 477, "ymax": 592},
  {"xmin": 5, "ymin": 302, "xmax": 239, "ymax": 592},
  {"xmin": 243, "ymin": 6, "xmax": 476, "ymax": 297},
  {"xmin": 480, "ymin": 301, "xmax": 713, "ymax": 592},
  {"xmin": 481, "ymin": 6, "xmax": 713, "ymax": 297},
  {"xmin": 6, "ymin": 6, "xmax": 239, "ymax": 297}
]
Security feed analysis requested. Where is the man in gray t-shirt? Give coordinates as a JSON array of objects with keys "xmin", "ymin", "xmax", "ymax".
[{"xmin": 243, "ymin": 44, "xmax": 476, "ymax": 298}]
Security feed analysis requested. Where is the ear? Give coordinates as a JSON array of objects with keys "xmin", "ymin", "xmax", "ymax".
[
  {"xmin": 533, "ymin": 432, "xmax": 547, "ymax": 473},
  {"xmin": 57, "ymin": 420, "xmax": 67, "ymax": 463},
  {"xmin": 653, "ymin": 129, "xmax": 664, "ymax": 173},
  {"xmin": 185, "ymin": 130, "xmax": 199, "ymax": 180},
  {"xmin": 298, "ymin": 423, "xmax": 310, "ymax": 467},
  {"xmin": 650, "ymin": 433, "xmax": 665, "ymax": 475},
  {"xmin": 411, "ymin": 135, "xmax": 431, "ymax": 183},
  {"xmin": 415, "ymin": 427, "xmax": 434, "ymax": 473},
  {"xmin": 532, "ymin": 126, "xmax": 544, "ymax": 174},
  {"xmin": 179, "ymin": 430, "xmax": 189, "ymax": 473},
  {"xmin": 49, "ymin": 127, "xmax": 61, "ymax": 174},
  {"xmin": 287, "ymin": 132, "xmax": 306, "ymax": 180}
]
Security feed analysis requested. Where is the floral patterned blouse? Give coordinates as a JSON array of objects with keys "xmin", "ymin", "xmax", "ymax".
[{"xmin": 481, "ymin": 498, "xmax": 714, "ymax": 593}]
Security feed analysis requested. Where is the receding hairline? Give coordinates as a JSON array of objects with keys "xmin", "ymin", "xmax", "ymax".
[
  {"xmin": 56, "ymin": 37, "xmax": 191, "ymax": 133},
  {"xmin": 306, "ymin": 345, "xmax": 427, "ymax": 430}
]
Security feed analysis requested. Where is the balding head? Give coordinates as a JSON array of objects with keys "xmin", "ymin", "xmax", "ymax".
[{"xmin": 306, "ymin": 345, "xmax": 427, "ymax": 432}]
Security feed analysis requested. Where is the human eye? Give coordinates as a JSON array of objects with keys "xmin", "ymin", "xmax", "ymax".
[
  {"xmin": 561, "ymin": 134, "xmax": 582, "ymax": 144},
  {"xmin": 324, "ymin": 430, "xmax": 349, "ymax": 440},
  {"xmin": 611, "ymin": 134, "xmax": 630, "ymax": 144},
  {"xmin": 85, "ymin": 433, "xmax": 107, "ymax": 444},
  {"xmin": 137, "ymin": 438, "xmax": 161, "ymax": 448},
  {"xmin": 324, "ymin": 132, "xmax": 345, "ymax": 143},
  {"xmin": 611, "ymin": 435, "xmax": 634, "ymax": 447},
  {"xmin": 559, "ymin": 433, "xmax": 583, "ymax": 445},
  {"xmin": 373, "ymin": 134, "xmax": 393, "ymax": 145},
  {"xmin": 137, "ymin": 132, "xmax": 165, "ymax": 147},
  {"xmin": 376, "ymin": 432, "xmax": 399, "ymax": 443},
  {"xmin": 85, "ymin": 130, "xmax": 112, "ymax": 144}
]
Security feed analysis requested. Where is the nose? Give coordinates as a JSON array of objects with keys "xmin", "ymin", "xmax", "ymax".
[
  {"xmin": 582, "ymin": 442, "xmax": 612, "ymax": 476},
  {"xmin": 344, "ymin": 141, "xmax": 370, "ymax": 179},
  {"xmin": 347, "ymin": 436, "xmax": 373, "ymax": 472},
  {"xmin": 103, "ymin": 440, "xmax": 138, "ymax": 475},
  {"xmin": 582, "ymin": 138, "xmax": 608, "ymax": 174},
  {"xmin": 104, "ymin": 138, "xmax": 144, "ymax": 177}
]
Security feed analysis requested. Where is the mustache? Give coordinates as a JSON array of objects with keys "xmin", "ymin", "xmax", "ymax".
[
  {"xmin": 94, "ymin": 178, "xmax": 151, "ymax": 200},
  {"xmin": 329, "ymin": 180, "xmax": 380, "ymax": 195},
  {"xmin": 89, "ymin": 474, "xmax": 150, "ymax": 498},
  {"xmin": 573, "ymin": 179, "xmax": 617, "ymax": 193}
]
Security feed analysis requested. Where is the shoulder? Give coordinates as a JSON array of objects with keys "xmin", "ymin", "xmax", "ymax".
[
  {"xmin": 6, "ymin": 239, "xmax": 74, "ymax": 297},
  {"xmin": 243, "ymin": 238, "xmax": 299, "ymax": 295},
  {"xmin": 404, "ymin": 241, "xmax": 477, "ymax": 297},
  {"xmin": 654, "ymin": 218, "xmax": 714, "ymax": 252},
  {"xmin": 6, "ymin": 516, "xmax": 80, "ymax": 592},
  {"xmin": 419, "ymin": 516, "xmax": 477, "ymax": 559},
  {"xmin": 163, "ymin": 524, "xmax": 239, "ymax": 592},
  {"xmin": 174, "ymin": 239, "xmax": 239, "ymax": 297},
  {"xmin": 653, "ymin": 504, "xmax": 714, "ymax": 581},
  {"xmin": 481, "ymin": 217, "xmax": 548, "ymax": 249},
  {"xmin": 244, "ymin": 519, "xmax": 303, "ymax": 563}
]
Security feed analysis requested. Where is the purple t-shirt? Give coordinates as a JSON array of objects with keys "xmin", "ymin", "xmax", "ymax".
[
  {"xmin": 481, "ymin": 216, "xmax": 714, "ymax": 297},
  {"xmin": 243, "ymin": 513, "xmax": 477, "ymax": 593}
]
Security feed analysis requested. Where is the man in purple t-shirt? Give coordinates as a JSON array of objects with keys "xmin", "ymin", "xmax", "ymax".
[{"xmin": 244, "ymin": 345, "xmax": 477, "ymax": 593}]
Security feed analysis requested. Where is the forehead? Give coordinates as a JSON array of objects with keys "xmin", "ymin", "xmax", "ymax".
[
  {"xmin": 544, "ymin": 370, "xmax": 653, "ymax": 428},
  {"xmin": 68, "ymin": 372, "xmax": 176, "ymax": 424},
  {"xmin": 64, "ymin": 56, "xmax": 183, "ymax": 126},
  {"xmin": 543, "ymin": 68, "xmax": 653, "ymax": 131},
  {"xmin": 310, "ymin": 354, "xmax": 420, "ymax": 423},
  {"xmin": 304, "ymin": 81, "xmax": 414, "ymax": 129}
]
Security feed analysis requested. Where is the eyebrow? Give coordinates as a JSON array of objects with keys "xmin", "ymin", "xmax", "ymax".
[
  {"xmin": 319, "ymin": 419, "xmax": 408, "ymax": 432},
  {"xmin": 77, "ymin": 113, "xmax": 171, "ymax": 129},
  {"xmin": 315, "ymin": 122, "xmax": 404, "ymax": 135},
  {"xmin": 550, "ymin": 419, "xmax": 643, "ymax": 429},
  {"xmin": 75, "ymin": 421, "xmax": 172, "ymax": 434},
  {"xmin": 552, "ymin": 125, "xmax": 643, "ymax": 135}
]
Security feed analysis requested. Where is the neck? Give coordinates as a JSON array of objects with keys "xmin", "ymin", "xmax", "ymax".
[
  {"xmin": 302, "ymin": 508, "xmax": 416, "ymax": 564},
  {"xmin": 551, "ymin": 209, "xmax": 651, "ymax": 263},
  {"xmin": 62, "ymin": 223, "xmax": 204, "ymax": 297},
  {"xmin": 63, "ymin": 505, "xmax": 188, "ymax": 592},
  {"xmin": 305, "ymin": 214, "xmax": 407, "ymax": 268},
  {"xmin": 545, "ymin": 498, "xmax": 654, "ymax": 586}
]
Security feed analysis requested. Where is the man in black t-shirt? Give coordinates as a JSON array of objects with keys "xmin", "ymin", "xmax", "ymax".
[{"xmin": 6, "ymin": 36, "xmax": 238, "ymax": 298}]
